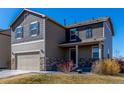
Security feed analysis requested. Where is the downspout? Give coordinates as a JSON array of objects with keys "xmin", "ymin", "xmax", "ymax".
[
  {"xmin": 76, "ymin": 45, "xmax": 78, "ymax": 67},
  {"xmin": 43, "ymin": 18, "xmax": 46, "ymax": 71}
]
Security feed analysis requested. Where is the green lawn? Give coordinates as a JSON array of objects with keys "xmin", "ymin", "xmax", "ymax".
[{"xmin": 0, "ymin": 73, "xmax": 124, "ymax": 84}]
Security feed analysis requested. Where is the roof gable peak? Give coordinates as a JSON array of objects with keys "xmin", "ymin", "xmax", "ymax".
[{"xmin": 10, "ymin": 9, "xmax": 46, "ymax": 27}]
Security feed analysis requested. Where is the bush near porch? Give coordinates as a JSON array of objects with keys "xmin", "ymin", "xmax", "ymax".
[
  {"xmin": 117, "ymin": 60, "xmax": 124, "ymax": 73},
  {"xmin": 92, "ymin": 59, "xmax": 120, "ymax": 75},
  {"xmin": 46, "ymin": 57, "xmax": 97, "ymax": 72},
  {"xmin": 45, "ymin": 57, "xmax": 124, "ymax": 74},
  {"xmin": 46, "ymin": 57, "xmax": 74, "ymax": 71}
]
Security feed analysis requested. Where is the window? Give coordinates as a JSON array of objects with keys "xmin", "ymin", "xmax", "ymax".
[
  {"xmin": 107, "ymin": 48, "xmax": 110, "ymax": 58},
  {"xmin": 86, "ymin": 28, "xmax": 92, "ymax": 38},
  {"xmin": 30, "ymin": 21, "xmax": 39, "ymax": 36},
  {"xmin": 15, "ymin": 26, "xmax": 23, "ymax": 39},
  {"xmin": 92, "ymin": 47, "xmax": 99, "ymax": 59},
  {"xmin": 70, "ymin": 28, "xmax": 78, "ymax": 41}
]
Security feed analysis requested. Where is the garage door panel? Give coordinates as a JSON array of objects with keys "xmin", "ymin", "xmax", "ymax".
[{"xmin": 17, "ymin": 53, "xmax": 41, "ymax": 71}]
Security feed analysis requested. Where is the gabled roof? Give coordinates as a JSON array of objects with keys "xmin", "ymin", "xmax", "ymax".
[
  {"xmin": 9, "ymin": 9, "xmax": 114, "ymax": 36},
  {"xmin": 66, "ymin": 17, "xmax": 114, "ymax": 36},
  {"xmin": 10, "ymin": 9, "xmax": 65, "ymax": 29}
]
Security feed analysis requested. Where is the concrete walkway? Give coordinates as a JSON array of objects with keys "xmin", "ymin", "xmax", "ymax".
[{"xmin": 0, "ymin": 70, "xmax": 61, "ymax": 79}]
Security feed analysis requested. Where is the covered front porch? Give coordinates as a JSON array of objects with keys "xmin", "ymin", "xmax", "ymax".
[{"xmin": 59, "ymin": 41, "xmax": 103, "ymax": 70}]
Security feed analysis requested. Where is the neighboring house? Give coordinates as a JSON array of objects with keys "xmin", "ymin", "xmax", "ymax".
[
  {"xmin": 0, "ymin": 29, "xmax": 11, "ymax": 69},
  {"xmin": 10, "ymin": 9, "xmax": 114, "ymax": 71}
]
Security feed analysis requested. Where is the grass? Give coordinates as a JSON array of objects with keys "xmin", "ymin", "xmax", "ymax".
[{"xmin": 0, "ymin": 73, "xmax": 124, "ymax": 84}]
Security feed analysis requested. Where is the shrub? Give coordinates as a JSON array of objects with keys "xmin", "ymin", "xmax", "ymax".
[
  {"xmin": 57, "ymin": 60, "xmax": 74, "ymax": 73},
  {"xmin": 102, "ymin": 59, "xmax": 120, "ymax": 75},
  {"xmin": 117, "ymin": 60, "xmax": 124, "ymax": 73},
  {"xmin": 92, "ymin": 59, "xmax": 120, "ymax": 75},
  {"xmin": 92, "ymin": 61, "xmax": 102, "ymax": 74}
]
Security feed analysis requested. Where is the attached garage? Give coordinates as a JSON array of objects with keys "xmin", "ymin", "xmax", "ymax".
[{"xmin": 16, "ymin": 52, "xmax": 42, "ymax": 71}]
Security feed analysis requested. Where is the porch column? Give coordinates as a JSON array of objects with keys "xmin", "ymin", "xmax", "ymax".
[
  {"xmin": 76, "ymin": 45, "xmax": 78, "ymax": 67},
  {"xmin": 99, "ymin": 43, "xmax": 102, "ymax": 60}
]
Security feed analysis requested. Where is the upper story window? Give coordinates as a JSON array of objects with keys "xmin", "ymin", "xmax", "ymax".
[
  {"xmin": 30, "ymin": 21, "xmax": 39, "ymax": 37},
  {"xmin": 70, "ymin": 28, "xmax": 78, "ymax": 41},
  {"xmin": 86, "ymin": 28, "xmax": 92, "ymax": 38},
  {"xmin": 92, "ymin": 46, "xmax": 99, "ymax": 59},
  {"xmin": 15, "ymin": 26, "xmax": 23, "ymax": 39}
]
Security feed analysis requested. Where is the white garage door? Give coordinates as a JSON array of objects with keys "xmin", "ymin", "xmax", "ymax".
[{"xmin": 17, "ymin": 53, "xmax": 41, "ymax": 71}]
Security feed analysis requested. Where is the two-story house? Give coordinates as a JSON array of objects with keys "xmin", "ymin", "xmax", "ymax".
[{"xmin": 10, "ymin": 9, "xmax": 114, "ymax": 71}]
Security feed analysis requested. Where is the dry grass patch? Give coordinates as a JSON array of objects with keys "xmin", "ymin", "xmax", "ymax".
[{"xmin": 0, "ymin": 73, "xmax": 124, "ymax": 84}]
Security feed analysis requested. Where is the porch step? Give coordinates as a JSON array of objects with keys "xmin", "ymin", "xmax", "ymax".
[
  {"xmin": 75, "ymin": 67, "xmax": 92, "ymax": 72},
  {"xmin": 82, "ymin": 67, "xmax": 91, "ymax": 72}
]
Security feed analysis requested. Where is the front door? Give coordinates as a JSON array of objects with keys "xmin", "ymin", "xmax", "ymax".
[{"xmin": 69, "ymin": 48, "xmax": 76, "ymax": 65}]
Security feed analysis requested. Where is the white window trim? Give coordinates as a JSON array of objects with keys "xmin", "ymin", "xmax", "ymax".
[
  {"xmin": 16, "ymin": 37, "xmax": 22, "ymax": 40},
  {"xmin": 92, "ymin": 46, "xmax": 99, "ymax": 59},
  {"xmin": 30, "ymin": 34, "xmax": 38, "ymax": 37},
  {"xmin": 30, "ymin": 21, "xmax": 39, "ymax": 30},
  {"xmin": 15, "ymin": 26, "xmax": 23, "ymax": 40},
  {"xmin": 30, "ymin": 21, "xmax": 39, "ymax": 37},
  {"xmin": 30, "ymin": 21, "xmax": 38, "ymax": 25},
  {"xmin": 86, "ymin": 28, "xmax": 92, "ymax": 38},
  {"xmin": 31, "ymin": 28, "xmax": 38, "ymax": 31},
  {"xmin": 16, "ymin": 25, "xmax": 22, "ymax": 28},
  {"xmin": 70, "ymin": 29, "xmax": 77, "ymax": 41}
]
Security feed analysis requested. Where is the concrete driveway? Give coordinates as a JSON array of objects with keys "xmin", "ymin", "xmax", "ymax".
[
  {"xmin": 0, "ymin": 70, "xmax": 33, "ymax": 78},
  {"xmin": 0, "ymin": 70, "xmax": 61, "ymax": 79}
]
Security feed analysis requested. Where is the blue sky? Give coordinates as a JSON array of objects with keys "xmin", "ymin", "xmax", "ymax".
[{"xmin": 0, "ymin": 8, "xmax": 123, "ymax": 57}]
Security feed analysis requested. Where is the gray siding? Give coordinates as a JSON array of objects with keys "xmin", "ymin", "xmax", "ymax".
[
  {"xmin": 11, "ymin": 11, "xmax": 45, "ymax": 44},
  {"xmin": 11, "ymin": 11, "xmax": 46, "ymax": 70},
  {"xmin": 11, "ymin": 40, "xmax": 45, "ymax": 57},
  {"xmin": 62, "ymin": 44, "xmax": 97, "ymax": 60},
  {"xmin": 78, "ymin": 45, "xmax": 92, "ymax": 59},
  {"xmin": 66, "ymin": 23, "xmax": 104, "ymax": 43},
  {"xmin": 103, "ymin": 22, "xmax": 112, "ymax": 58},
  {"xmin": 11, "ymin": 40, "xmax": 45, "ymax": 70},
  {"xmin": 79, "ymin": 26, "xmax": 103, "ymax": 41},
  {"xmin": 45, "ymin": 19, "xmax": 66, "ymax": 58},
  {"xmin": 62, "ymin": 46, "xmax": 93, "ymax": 59}
]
